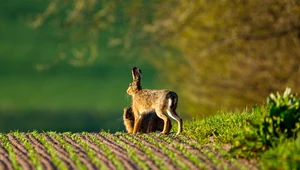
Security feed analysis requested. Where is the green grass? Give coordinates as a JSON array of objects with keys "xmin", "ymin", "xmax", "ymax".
[
  {"xmin": 182, "ymin": 108, "xmax": 261, "ymax": 144},
  {"xmin": 260, "ymin": 137, "xmax": 300, "ymax": 169},
  {"xmin": 184, "ymin": 106, "xmax": 299, "ymax": 169}
]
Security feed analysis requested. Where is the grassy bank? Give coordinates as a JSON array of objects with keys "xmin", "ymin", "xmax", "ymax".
[{"xmin": 181, "ymin": 89, "xmax": 300, "ymax": 169}]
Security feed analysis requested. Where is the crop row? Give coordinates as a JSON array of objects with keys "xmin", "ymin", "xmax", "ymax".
[{"xmin": 0, "ymin": 132, "xmax": 250, "ymax": 170}]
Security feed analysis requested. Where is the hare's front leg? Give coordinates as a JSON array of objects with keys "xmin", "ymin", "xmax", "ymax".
[
  {"xmin": 155, "ymin": 109, "xmax": 170, "ymax": 135},
  {"xmin": 133, "ymin": 114, "xmax": 142, "ymax": 134}
]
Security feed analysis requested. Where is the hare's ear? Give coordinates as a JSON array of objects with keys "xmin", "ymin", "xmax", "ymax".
[
  {"xmin": 132, "ymin": 67, "xmax": 142, "ymax": 81},
  {"xmin": 135, "ymin": 68, "xmax": 142, "ymax": 80},
  {"xmin": 132, "ymin": 67, "xmax": 138, "ymax": 80}
]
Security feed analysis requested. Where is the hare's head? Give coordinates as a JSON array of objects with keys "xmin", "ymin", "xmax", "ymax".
[
  {"xmin": 123, "ymin": 106, "xmax": 134, "ymax": 119},
  {"xmin": 126, "ymin": 67, "xmax": 142, "ymax": 95}
]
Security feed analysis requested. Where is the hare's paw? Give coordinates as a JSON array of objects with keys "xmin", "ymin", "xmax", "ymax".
[
  {"xmin": 159, "ymin": 131, "xmax": 169, "ymax": 135},
  {"xmin": 176, "ymin": 131, "xmax": 181, "ymax": 136}
]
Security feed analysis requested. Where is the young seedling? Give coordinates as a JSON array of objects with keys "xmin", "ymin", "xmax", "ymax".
[
  {"xmin": 31, "ymin": 131, "xmax": 68, "ymax": 169},
  {"xmin": 102, "ymin": 132, "xmax": 148, "ymax": 170},
  {"xmin": 0, "ymin": 134, "xmax": 20, "ymax": 169},
  {"xmin": 87, "ymin": 133, "xmax": 124, "ymax": 170},
  {"xmin": 118, "ymin": 132, "xmax": 167, "ymax": 170},
  {"xmin": 70, "ymin": 133, "xmax": 104, "ymax": 169},
  {"xmin": 48, "ymin": 132, "xmax": 86, "ymax": 169},
  {"xmin": 12, "ymin": 132, "xmax": 43, "ymax": 169},
  {"xmin": 140, "ymin": 134, "xmax": 188, "ymax": 169}
]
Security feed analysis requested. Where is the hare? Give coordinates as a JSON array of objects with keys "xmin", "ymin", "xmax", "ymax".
[
  {"xmin": 126, "ymin": 67, "xmax": 183, "ymax": 135},
  {"xmin": 123, "ymin": 106, "xmax": 172, "ymax": 133}
]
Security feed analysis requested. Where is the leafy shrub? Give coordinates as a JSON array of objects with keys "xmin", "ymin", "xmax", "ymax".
[
  {"xmin": 266, "ymin": 87, "xmax": 300, "ymax": 139},
  {"xmin": 231, "ymin": 87, "xmax": 300, "ymax": 158}
]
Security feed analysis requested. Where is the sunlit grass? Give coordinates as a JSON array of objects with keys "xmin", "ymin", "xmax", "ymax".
[
  {"xmin": 182, "ymin": 108, "xmax": 261, "ymax": 144},
  {"xmin": 260, "ymin": 137, "xmax": 300, "ymax": 169}
]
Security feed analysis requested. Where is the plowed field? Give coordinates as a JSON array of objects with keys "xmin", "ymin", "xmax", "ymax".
[{"xmin": 0, "ymin": 132, "xmax": 257, "ymax": 170}]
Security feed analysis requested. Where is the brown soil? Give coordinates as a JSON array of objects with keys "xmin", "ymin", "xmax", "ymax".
[
  {"xmin": 43, "ymin": 134, "xmax": 78, "ymax": 169},
  {"xmin": 25, "ymin": 134, "xmax": 57, "ymax": 170},
  {"xmin": 0, "ymin": 133, "xmax": 258, "ymax": 170},
  {"xmin": 76, "ymin": 133, "xmax": 117, "ymax": 170},
  {"xmin": 94, "ymin": 133, "xmax": 140, "ymax": 170},
  {"xmin": 0, "ymin": 140, "xmax": 14, "ymax": 170},
  {"xmin": 6, "ymin": 134, "xmax": 35, "ymax": 170},
  {"xmin": 128, "ymin": 134, "xmax": 179, "ymax": 169}
]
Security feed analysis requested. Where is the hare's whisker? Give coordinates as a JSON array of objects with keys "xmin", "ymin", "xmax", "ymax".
[{"xmin": 116, "ymin": 117, "xmax": 124, "ymax": 123}]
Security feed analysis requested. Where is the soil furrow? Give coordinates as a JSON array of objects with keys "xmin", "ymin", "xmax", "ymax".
[
  {"xmin": 0, "ymin": 132, "xmax": 259, "ymax": 170},
  {"xmin": 236, "ymin": 158, "xmax": 258, "ymax": 170},
  {"xmin": 43, "ymin": 134, "xmax": 77, "ymax": 170},
  {"xmin": 7, "ymin": 134, "xmax": 28, "ymax": 155},
  {"xmin": 39, "ymin": 158, "xmax": 56, "ymax": 170},
  {"xmin": 175, "ymin": 136, "xmax": 249, "ymax": 170},
  {"xmin": 61, "ymin": 134, "xmax": 97, "ymax": 170},
  {"xmin": 16, "ymin": 155, "xmax": 32, "ymax": 170},
  {"xmin": 0, "ymin": 155, "xmax": 13, "ymax": 170},
  {"xmin": 26, "ymin": 134, "xmax": 53, "ymax": 160},
  {"xmin": 146, "ymin": 135, "xmax": 199, "ymax": 170},
  {"xmin": 0, "ymin": 146, "xmax": 14, "ymax": 170},
  {"xmin": 76, "ymin": 134, "xmax": 117, "ymax": 170},
  {"xmin": 162, "ymin": 136, "xmax": 221, "ymax": 170},
  {"xmin": 0, "ymin": 160, "xmax": 7, "ymax": 170},
  {"xmin": 115, "ymin": 134, "xmax": 160, "ymax": 170},
  {"xmin": 7, "ymin": 134, "xmax": 34, "ymax": 170},
  {"xmin": 184, "ymin": 136, "xmax": 256, "ymax": 170},
  {"xmin": 130, "ymin": 135, "xmax": 178, "ymax": 170},
  {"xmin": 202, "ymin": 144, "xmax": 244, "ymax": 170},
  {"xmin": 25, "ymin": 134, "xmax": 57, "ymax": 170},
  {"xmin": 94, "ymin": 133, "xmax": 140, "ymax": 170}
]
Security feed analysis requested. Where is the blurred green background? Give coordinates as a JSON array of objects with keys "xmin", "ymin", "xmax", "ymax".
[
  {"xmin": 1, "ymin": 0, "xmax": 299, "ymax": 132},
  {"xmin": 0, "ymin": 0, "xmax": 157, "ymax": 132}
]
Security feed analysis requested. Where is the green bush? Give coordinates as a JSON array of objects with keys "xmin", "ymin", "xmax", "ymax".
[
  {"xmin": 266, "ymin": 87, "xmax": 300, "ymax": 139},
  {"xmin": 231, "ymin": 88, "xmax": 300, "ymax": 158}
]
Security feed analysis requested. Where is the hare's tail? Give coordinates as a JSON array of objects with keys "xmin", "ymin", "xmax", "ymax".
[
  {"xmin": 166, "ymin": 91, "xmax": 182, "ymax": 135},
  {"xmin": 166, "ymin": 91, "xmax": 178, "ymax": 110}
]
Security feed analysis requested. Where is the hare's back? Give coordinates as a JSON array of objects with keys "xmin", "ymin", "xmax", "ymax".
[
  {"xmin": 133, "ymin": 89, "xmax": 171, "ymax": 107},
  {"xmin": 137, "ymin": 89, "xmax": 170, "ymax": 99}
]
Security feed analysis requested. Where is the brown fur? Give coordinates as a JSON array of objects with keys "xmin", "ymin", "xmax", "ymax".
[
  {"xmin": 123, "ymin": 106, "xmax": 172, "ymax": 133},
  {"xmin": 126, "ymin": 67, "xmax": 183, "ymax": 135}
]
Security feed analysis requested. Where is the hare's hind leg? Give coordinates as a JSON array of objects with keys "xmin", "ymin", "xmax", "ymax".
[
  {"xmin": 155, "ymin": 109, "xmax": 171, "ymax": 135},
  {"xmin": 166, "ymin": 109, "xmax": 183, "ymax": 135},
  {"xmin": 165, "ymin": 91, "xmax": 182, "ymax": 135}
]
